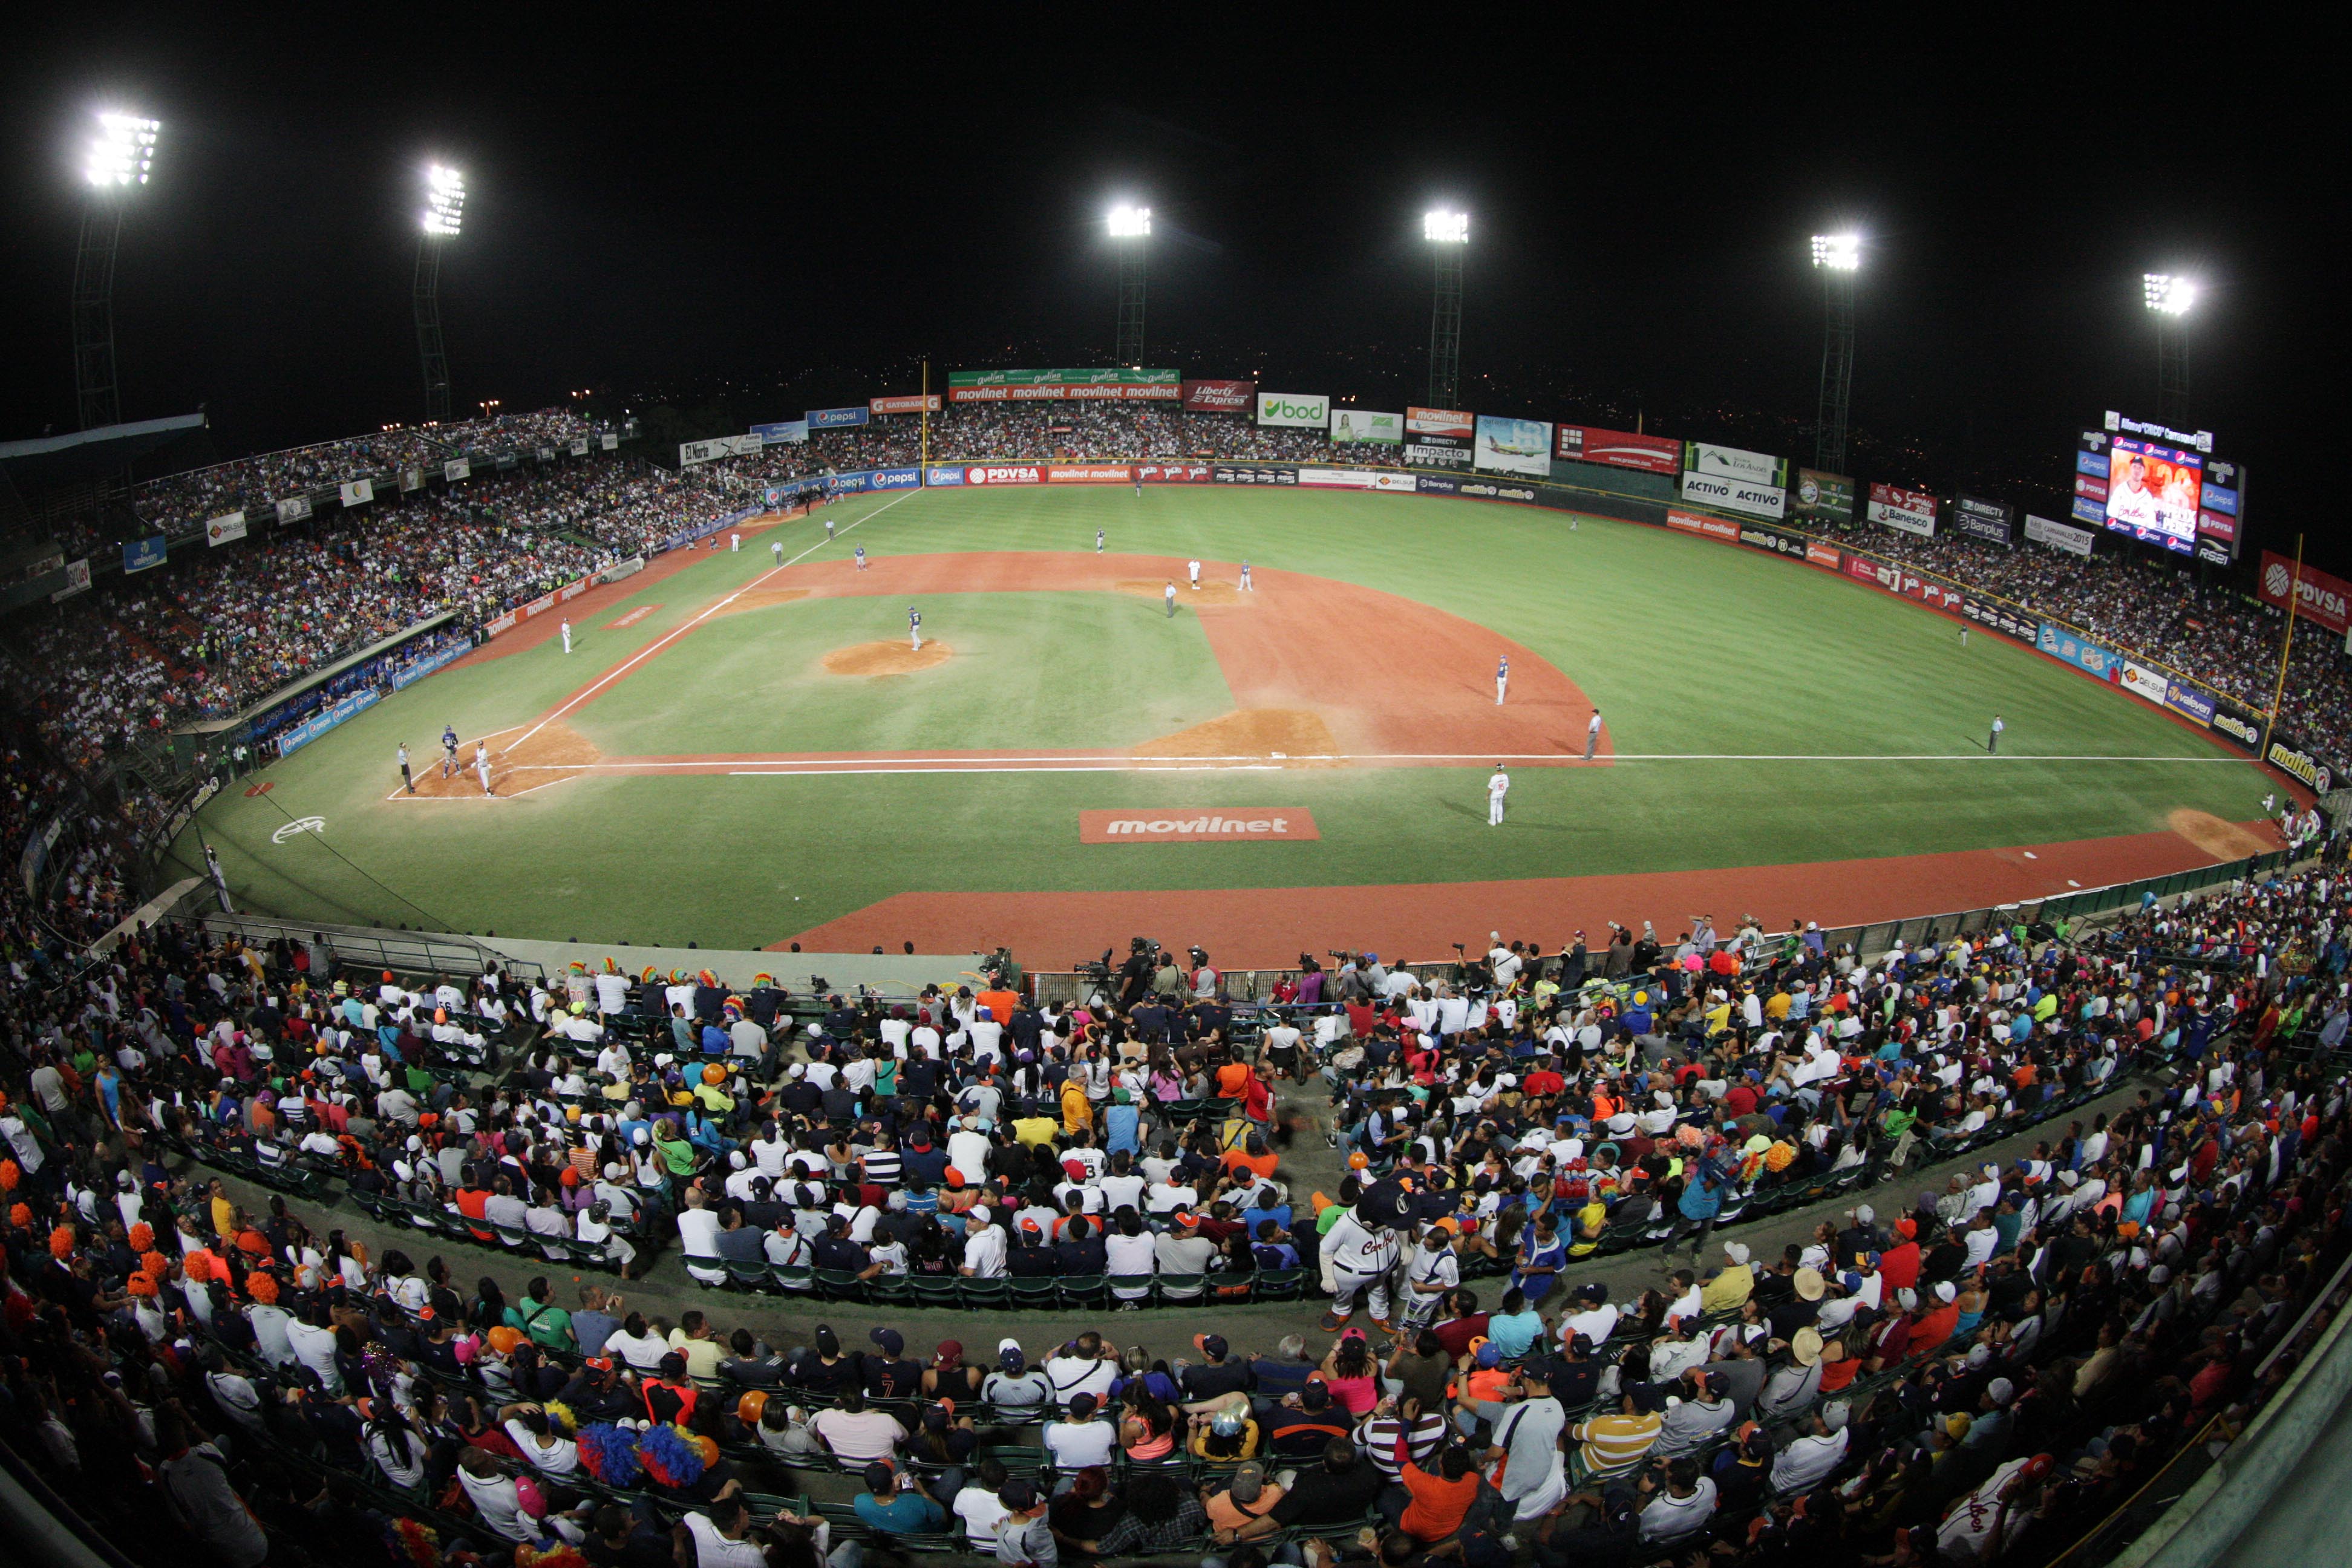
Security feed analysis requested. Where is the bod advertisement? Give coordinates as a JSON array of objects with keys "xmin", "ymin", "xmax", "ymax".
[
  {"xmin": 1474, "ymin": 416, "xmax": 1553, "ymax": 478},
  {"xmin": 1181, "ymin": 379, "xmax": 1254, "ymax": 413},
  {"xmin": 1406, "ymin": 407, "xmax": 1475, "ymax": 438},
  {"xmin": 1793, "ymin": 469, "xmax": 1856, "ymax": 522},
  {"xmin": 2025, "ymin": 514, "xmax": 2094, "ymax": 558},
  {"xmin": 949, "ymin": 368, "xmax": 1181, "ymax": 403},
  {"xmin": 1950, "ymin": 495, "xmax": 2015, "ymax": 546},
  {"xmin": 1678, "ymin": 469, "xmax": 1785, "ymax": 520},
  {"xmin": 1867, "ymin": 482, "xmax": 1939, "ymax": 536},
  {"xmin": 2257, "ymin": 550, "xmax": 2352, "ymax": 635},
  {"xmin": 1256, "ymin": 393, "xmax": 1330, "ymax": 429},
  {"xmin": 1405, "ymin": 433, "xmax": 1473, "ymax": 468},
  {"xmin": 1555, "ymin": 425, "xmax": 1682, "ymax": 475},
  {"xmin": 1330, "ymin": 409, "xmax": 1403, "ymax": 444},
  {"xmin": 2103, "ymin": 435, "xmax": 2201, "ymax": 553}
]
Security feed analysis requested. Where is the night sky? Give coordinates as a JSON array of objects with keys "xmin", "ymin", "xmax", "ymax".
[{"xmin": 2, "ymin": 18, "xmax": 2342, "ymax": 567}]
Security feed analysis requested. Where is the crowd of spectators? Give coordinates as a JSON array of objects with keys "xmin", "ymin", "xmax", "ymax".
[
  {"xmin": 2, "ymin": 831, "xmax": 2351, "ymax": 1567},
  {"xmin": 130, "ymin": 431, "xmax": 456, "ymax": 538}
]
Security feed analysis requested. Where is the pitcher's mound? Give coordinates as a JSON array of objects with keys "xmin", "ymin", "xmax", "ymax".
[
  {"xmin": 2167, "ymin": 808, "xmax": 2276, "ymax": 860},
  {"xmin": 1116, "ymin": 579, "xmax": 1251, "ymax": 607},
  {"xmin": 823, "ymin": 641, "xmax": 953, "ymax": 676},
  {"xmin": 1135, "ymin": 708, "xmax": 1342, "ymax": 763}
]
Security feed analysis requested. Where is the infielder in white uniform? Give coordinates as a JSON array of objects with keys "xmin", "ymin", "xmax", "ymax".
[
  {"xmin": 909, "ymin": 607, "xmax": 923, "ymax": 651},
  {"xmin": 1495, "ymin": 655, "xmax": 1509, "ymax": 705},
  {"xmin": 1488, "ymin": 764, "xmax": 1510, "ymax": 826},
  {"xmin": 474, "ymin": 742, "xmax": 494, "ymax": 797},
  {"xmin": 1240, "ymin": 560, "xmax": 1253, "ymax": 590},
  {"xmin": 1188, "ymin": 559, "xmax": 1201, "ymax": 590},
  {"xmin": 560, "ymin": 619, "xmax": 572, "ymax": 654},
  {"xmin": 1584, "ymin": 710, "xmax": 1602, "ymax": 761},
  {"xmin": 1319, "ymin": 1204, "xmax": 1400, "ymax": 1330},
  {"xmin": 730, "ymin": 531, "xmax": 740, "ymax": 552},
  {"xmin": 1163, "ymin": 581, "xmax": 1177, "ymax": 618}
]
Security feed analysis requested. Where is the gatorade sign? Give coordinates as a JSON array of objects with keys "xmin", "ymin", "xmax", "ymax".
[
  {"xmin": 1255, "ymin": 393, "xmax": 1330, "ymax": 430},
  {"xmin": 1079, "ymin": 809, "xmax": 1321, "ymax": 844}
]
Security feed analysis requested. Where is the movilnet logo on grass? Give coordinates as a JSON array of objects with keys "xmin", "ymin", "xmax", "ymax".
[{"xmin": 1079, "ymin": 809, "xmax": 1320, "ymax": 844}]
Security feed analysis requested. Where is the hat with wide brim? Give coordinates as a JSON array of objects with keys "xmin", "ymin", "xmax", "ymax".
[{"xmin": 1791, "ymin": 1326, "xmax": 1823, "ymax": 1367}]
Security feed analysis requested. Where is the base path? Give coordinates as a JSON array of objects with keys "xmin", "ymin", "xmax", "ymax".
[{"xmin": 773, "ymin": 815, "xmax": 2287, "ymax": 967}]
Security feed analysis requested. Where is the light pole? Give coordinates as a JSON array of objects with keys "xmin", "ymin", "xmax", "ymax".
[
  {"xmin": 1811, "ymin": 232, "xmax": 1860, "ymax": 474},
  {"xmin": 74, "ymin": 111, "xmax": 160, "ymax": 430},
  {"xmin": 1424, "ymin": 210, "xmax": 1467, "ymax": 409},
  {"xmin": 415, "ymin": 165, "xmax": 465, "ymax": 424},
  {"xmin": 2143, "ymin": 272, "xmax": 2195, "ymax": 425},
  {"xmin": 1109, "ymin": 204, "xmax": 1149, "ymax": 365}
]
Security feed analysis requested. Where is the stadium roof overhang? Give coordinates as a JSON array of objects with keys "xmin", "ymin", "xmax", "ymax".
[{"xmin": 0, "ymin": 411, "xmax": 207, "ymax": 488}]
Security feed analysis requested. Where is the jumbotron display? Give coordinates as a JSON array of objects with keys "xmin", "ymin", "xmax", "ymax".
[{"xmin": 2074, "ymin": 410, "xmax": 2244, "ymax": 564}]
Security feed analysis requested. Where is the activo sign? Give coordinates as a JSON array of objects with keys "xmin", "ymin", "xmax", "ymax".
[{"xmin": 1255, "ymin": 393, "xmax": 1330, "ymax": 430}]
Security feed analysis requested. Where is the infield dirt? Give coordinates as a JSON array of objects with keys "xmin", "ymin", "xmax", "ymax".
[{"xmin": 820, "ymin": 641, "xmax": 954, "ymax": 676}]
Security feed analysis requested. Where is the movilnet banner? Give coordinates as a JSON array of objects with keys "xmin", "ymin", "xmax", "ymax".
[
  {"xmin": 1951, "ymin": 495, "xmax": 2015, "ymax": 546},
  {"xmin": 949, "ymin": 368, "xmax": 1181, "ymax": 403},
  {"xmin": 869, "ymin": 395, "xmax": 940, "ymax": 415},
  {"xmin": 1256, "ymin": 393, "xmax": 1330, "ymax": 429},
  {"xmin": 1080, "ymin": 808, "xmax": 1320, "ymax": 844},
  {"xmin": 339, "ymin": 479, "xmax": 374, "ymax": 509},
  {"xmin": 1330, "ymin": 409, "xmax": 1403, "ymax": 445},
  {"xmin": 1474, "ymin": 416, "xmax": 1553, "ymax": 478},
  {"xmin": 1555, "ymin": 425, "xmax": 1682, "ymax": 475},
  {"xmin": 1405, "ymin": 434, "xmax": 1474, "ymax": 468},
  {"xmin": 1793, "ymin": 469, "xmax": 1856, "ymax": 522},
  {"xmin": 1867, "ymin": 482, "xmax": 1938, "ymax": 536},
  {"xmin": 751, "ymin": 420, "xmax": 809, "ymax": 445},
  {"xmin": 806, "ymin": 406, "xmax": 869, "ymax": 429},
  {"xmin": 443, "ymin": 460, "xmax": 471, "ymax": 483},
  {"xmin": 2257, "ymin": 550, "xmax": 2352, "ymax": 635},
  {"xmin": 206, "ymin": 512, "xmax": 248, "ymax": 547},
  {"xmin": 1667, "ymin": 508, "xmax": 1743, "ymax": 544},
  {"xmin": 1684, "ymin": 442, "xmax": 1786, "ymax": 487},
  {"xmin": 1046, "ymin": 465, "xmax": 1134, "ymax": 483},
  {"xmin": 276, "ymin": 495, "xmax": 313, "ymax": 524},
  {"xmin": 1406, "ymin": 407, "xmax": 1475, "ymax": 438},
  {"xmin": 1678, "ymin": 469, "xmax": 1785, "ymax": 520},
  {"xmin": 2025, "ymin": 514, "xmax": 2095, "ymax": 557},
  {"xmin": 2037, "ymin": 623, "xmax": 2120, "ymax": 682},
  {"xmin": 1181, "ymin": 379, "xmax": 1255, "ymax": 413},
  {"xmin": 122, "ymin": 535, "xmax": 168, "ymax": 574}
]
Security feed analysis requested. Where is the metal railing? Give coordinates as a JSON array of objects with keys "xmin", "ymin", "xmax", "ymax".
[{"xmin": 196, "ymin": 909, "xmax": 547, "ymax": 987}]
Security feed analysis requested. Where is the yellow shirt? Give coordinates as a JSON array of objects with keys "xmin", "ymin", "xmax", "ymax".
[
  {"xmin": 1700, "ymin": 1263, "xmax": 1754, "ymax": 1314},
  {"xmin": 1012, "ymin": 1114, "xmax": 1059, "ymax": 1148},
  {"xmin": 1765, "ymin": 991, "xmax": 1792, "ymax": 1021}
]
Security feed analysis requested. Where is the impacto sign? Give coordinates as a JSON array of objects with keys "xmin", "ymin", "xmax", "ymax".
[
  {"xmin": 1256, "ymin": 393, "xmax": 1330, "ymax": 429},
  {"xmin": 1079, "ymin": 808, "xmax": 1321, "ymax": 844}
]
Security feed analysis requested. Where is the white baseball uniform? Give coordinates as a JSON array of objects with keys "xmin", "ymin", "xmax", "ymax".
[
  {"xmin": 1188, "ymin": 560, "xmax": 1201, "ymax": 589},
  {"xmin": 1489, "ymin": 768, "xmax": 1510, "ymax": 826},
  {"xmin": 730, "ymin": 532, "xmax": 740, "ymax": 552},
  {"xmin": 1240, "ymin": 561, "xmax": 1252, "ymax": 590},
  {"xmin": 1322, "ymin": 1209, "xmax": 1399, "ymax": 1325},
  {"xmin": 560, "ymin": 620, "xmax": 572, "ymax": 654},
  {"xmin": 474, "ymin": 743, "xmax": 494, "ymax": 796}
]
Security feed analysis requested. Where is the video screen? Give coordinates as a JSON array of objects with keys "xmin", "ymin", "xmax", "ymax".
[{"xmin": 2103, "ymin": 436, "xmax": 2202, "ymax": 552}]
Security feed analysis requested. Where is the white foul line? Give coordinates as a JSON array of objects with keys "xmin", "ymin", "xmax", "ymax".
[{"xmin": 500, "ymin": 489, "xmax": 919, "ymax": 759}]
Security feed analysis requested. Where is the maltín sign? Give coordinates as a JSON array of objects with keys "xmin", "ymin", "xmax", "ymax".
[{"xmin": 1079, "ymin": 809, "xmax": 1321, "ymax": 844}]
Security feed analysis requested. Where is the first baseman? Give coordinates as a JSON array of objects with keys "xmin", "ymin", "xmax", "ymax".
[
  {"xmin": 1495, "ymin": 655, "xmax": 1509, "ymax": 705},
  {"xmin": 1488, "ymin": 764, "xmax": 1510, "ymax": 826}
]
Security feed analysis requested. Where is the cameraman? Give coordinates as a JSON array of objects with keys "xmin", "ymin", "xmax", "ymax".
[{"xmin": 1116, "ymin": 938, "xmax": 1156, "ymax": 1007}]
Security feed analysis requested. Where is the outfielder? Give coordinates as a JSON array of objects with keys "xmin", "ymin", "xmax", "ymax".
[
  {"xmin": 1319, "ymin": 1202, "xmax": 1401, "ymax": 1331},
  {"xmin": 1163, "ymin": 581, "xmax": 1177, "ymax": 618},
  {"xmin": 560, "ymin": 619, "xmax": 572, "ymax": 654},
  {"xmin": 1584, "ymin": 710, "xmax": 1602, "ymax": 761},
  {"xmin": 1495, "ymin": 655, "xmax": 1509, "ymax": 705},
  {"xmin": 1240, "ymin": 560, "xmax": 1253, "ymax": 590},
  {"xmin": 474, "ymin": 742, "xmax": 494, "ymax": 797},
  {"xmin": 909, "ymin": 607, "xmax": 923, "ymax": 651},
  {"xmin": 397, "ymin": 743, "xmax": 415, "ymax": 794},
  {"xmin": 1488, "ymin": 763, "xmax": 1510, "ymax": 826},
  {"xmin": 441, "ymin": 725, "xmax": 459, "ymax": 777},
  {"xmin": 1188, "ymin": 558, "xmax": 1202, "ymax": 590},
  {"xmin": 854, "ymin": 545, "xmax": 868, "ymax": 570},
  {"xmin": 1096, "ymin": 528, "xmax": 1105, "ymax": 554}
]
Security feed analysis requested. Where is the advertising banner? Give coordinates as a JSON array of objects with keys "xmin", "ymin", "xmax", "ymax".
[
  {"xmin": 807, "ymin": 406, "xmax": 869, "ymax": 429},
  {"xmin": 1406, "ymin": 407, "xmax": 1475, "ymax": 438},
  {"xmin": 2036, "ymin": 623, "xmax": 2120, "ymax": 682},
  {"xmin": 870, "ymin": 395, "xmax": 940, "ymax": 415},
  {"xmin": 869, "ymin": 467, "xmax": 921, "ymax": 491},
  {"xmin": 401, "ymin": 467, "xmax": 425, "ymax": 492},
  {"xmin": 206, "ymin": 512, "xmax": 248, "ymax": 547},
  {"xmin": 680, "ymin": 435, "xmax": 762, "ymax": 466},
  {"xmin": 1844, "ymin": 554, "xmax": 1965, "ymax": 610},
  {"xmin": 1454, "ymin": 477, "xmax": 1541, "ymax": 503},
  {"xmin": 752, "ymin": 420, "xmax": 809, "ymax": 445},
  {"xmin": 570, "ymin": 438, "xmax": 590, "ymax": 457},
  {"xmin": 443, "ymin": 460, "xmax": 471, "ymax": 483},
  {"xmin": 1297, "ymin": 468, "xmax": 1413, "ymax": 490},
  {"xmin": 1256, "ymin": 393, "xmax": 1330, "ymax": 430},
  {"xmin": 1685, "ymin": 442, "xmax": 1786, "ymax": 488},
  {"xmin": 2258, "ymin": 550, "xmax": 2352, "ymax": 635},
  {"xmin": 1737, "ymin": 523, "xmax": 1809, "ymax": 561},
  {"xmin": 2070, "ymin": 497, "xmax": 2105, "ymax": 527},
  {"xmin": 2120, "ymin": 661, "xmax": 2171, "ymax": 706},
  {"xmin": 2024, "ymin": 514, "xmax": 2095, "ymax": 557},
  {"xmin": 389, "ymin": 641, "xmax": 469, "ymax": 692},
  {"xmin": 600, "ymin": 433, "xmax": 619, "ymax": 450},
  {"xmin": 1079, "ymin": 808, "xmax": 1321, "ymax": 844},
  {"xmin": 123, "ymin": 536, "xmax": 168, "ymax": 574},
  {"xmin": 1405, "ymin": 434, "xmax": 1474, "ymax": 469},
  {"xmin": 49, "ymin": 560, "xmax": 91, "ymax": 604},
  {"xmin": 1961, "ymin": 596, "xmax": 2039, "ymax": 644},
  {"xmin": 2197, "ymin": 538, "xmax": 2233, "ymax": 567},
  {"xmin": 959, "ymin": 463, "xmax": 1044, "ymax": 486},
  {"xmin": 949, "ymin": 368, "xmax": 1181, "ymax": 403},
  {"xmin": 1330, "ymin": 409, "xmax": 1403, "ymax": 445},
  {"xmin": 1045, "ymin": 465, "xmax": 1135, "ymax": 483},
  {"xmin": 1212, "ymin": 465, "xmax": 1299, "ymax": 485},
  {"xmin": 1134, "ymin": 463, "xmax": 1212, "ymax": 483},
  {"xmin": 276, "ymin": 688, "xmax": 381, "ymax": 757},
  {"xmin": 1181, "ymin": 379, "xmax": 1255, "ymax": 413},
  {"xmin": 1679, "ymin": 469, "xmax": 1786, "ymax": 520},
  {"xmin": 1867, "ymin": 482, "xmax": 1938, "ymax": 536},
  {"xmin": 1805, "ymin": 541, "xmax": 1843, "ymax": 569},
  {"xmin": 2266, "ymin": 733, "xmax": 2335, "ymax": 794},
  {"xmin": 1414, "ymin": 473, "xmax": 1460, "ymax": 496},
  {"xmin": 1668, "ymin": 508, "xmax": 1742, "ymax": 544},
  {"xmin": 2209, "ymin": 698, "xmax": 2266, "ymax": 754},
  {"xmin": 339, "ymin": 479, "xmax": 374, "ymax": 508},
  {"xmin": 2163, "ymin": 681, "xmax": 2216, "ymax": 728},
  {"xmin": 1792, "ymin": 469, "xmax": 1856, "ymax": 522},
  {"xmin": 1474, "ymin": 416, "xmax": 1553, "ymax": 478},
  {"xmin": 276, "ymin": 495, "xmax": 313, "ymax": 524},
  {"xmin": 1555, "ymin": 425, "xmax": 1682, "ymax": 475},
  {"xmin": 1370, "ymin": 472, "xmax": 1418, "ymax": 492},
  {"xmin": 924, "ymin": 467, "xmax": 965, "ymax": 486},
  {"xmin": 1951, "ymin": 495, "xmax": 2015, "ymax": 546}
]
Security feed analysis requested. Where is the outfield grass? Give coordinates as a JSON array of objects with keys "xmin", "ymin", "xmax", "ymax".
[{"xmin": 169, "ymin": 485, "xmax": 2270, "ymax": 947}]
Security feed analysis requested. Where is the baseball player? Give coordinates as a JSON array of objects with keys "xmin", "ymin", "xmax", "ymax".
[
  {"xmin": 771, "ymin": 538, "xmax": 784, "ymax": 566},
  {"xmin": 441, "ymin": 725, "xmax": 459, "ymax": 777},
  {"xmin": 397, "ymin": 743, "xmax": 415, "ymax": 794},
  {"xmin": 854, "ymin": 545, "xmax": 868, "ymax": 571},
  {"xmin": 1163, "ymin": 581, "xmax": 1177, "ymax": 618},
  {"xmin": 560, "ymin": 619, "xmax": 573, "ymax": 655},
  {"xmin": 1584, "ymin": 711, "xmax": 1602, "ymax": 762},
  {"xmin": 1495, "ymin": 655, "xmax": 1509, "ymax": 705},
  {"xmin": 1096, "ymin": 528, "xmax": 1105, "ymax": 554},
  {"xmin": 730, "ymin": 531, "xmax": 740, "ymax": 552},
  {"xmin": 1133, "ymin": 472, "xmax": 1142, "ymax": 496},
  {"xmin": 825, "ymin": 515, "xmax": 836, "ymax": 541},
  {"xmin": 474, "ymin": 742, "xmax": 494, "ymax": 797},
  {"xmin": 1488, "ymin": 763, "xmax": 1510, "ymax": 826},
  {"xmin": 1959, "ymin": 626, "xmax": 1968, "ymax": 647},
  {"xmin": 909, "ymin": 607, "xmax": 923, "ymax": 652},
  {"xmin": 1318, "ymin": 1203, "xmax": 1400, "ymax": 1332},
  {"xmin": 1187, "ymin": 558, "xmax": 1202, "ymax": 590},
  {"xmin": 1240, "ymin": 560, "xmax": 1253, "ymax": 591}
]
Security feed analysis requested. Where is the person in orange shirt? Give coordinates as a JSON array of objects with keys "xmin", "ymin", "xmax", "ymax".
[
  {"xmin": 1215, "ymin": 1053, "xmax": 1253, "ymax": 1100},
  {"xmin": 1389, "ymin": 1434, "xmax": 1480, "ymax": 1543},
  {"xmin": 976, "ymin": 984, "xmax": 1019, "ymax": 1030},
  {"xmin": 1222, "ymin": 1130, "xmax": 1278, "ymax": 1183},
  {"xmin": 1909, "ymin": 1279, "xmax": 1961, "ymax": 1354}
]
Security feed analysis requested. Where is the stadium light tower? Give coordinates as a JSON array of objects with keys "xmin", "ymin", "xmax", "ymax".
[
  {"xmin": 1108, "ymin": 203, "xmax": 1149, "ymax": 365},
  {"xmin": 1811, "ymin": 232, "xmax": 1860, "ymax": 474},
  {"xmin": 2144, "ymin": 272, "xmax": 2195, "ymax": 424},
  {"xmin": 414, "ymin": 164, "xmax": 466, "ymax": 423},
  {"xmin": 73, "ymin": 110, "xmax": 161, "ymax": 430},
  {"xmin": 1424, "ymin": 209, "xmax": 1467, "ymax": 409}
]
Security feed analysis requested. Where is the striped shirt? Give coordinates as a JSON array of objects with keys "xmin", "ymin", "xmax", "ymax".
[
  {"xmin": 1356, "ymin": 1413, "xmax": 1448, "ymax": 1479},
  {"xmin": 861, "ymin": 1148, "xmax": 903, "ymax": 1185},
  {"xmin": 1569, "ymin": 1410, "xmax": 1662, "ymax": 1475}
]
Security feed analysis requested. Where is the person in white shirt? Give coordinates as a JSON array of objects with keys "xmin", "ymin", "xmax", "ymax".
[
  {"xmin": 1042, "ymin": 1394, "xmax": 1119, "ymax": 1468},
  {"xmin": 1769, "ymin": 1405, "xmax": 1850, "ymax": 1495},
  {"xmin": 970, "ymin": 1011, "xmax": 1006, "ymax": 1061},
  {"xmin": 680, "ymin": 1497, "xmax": 770, "ymax": 1568},
  {"xmin": 1638, "ymin": 1459, "xmax": 1717, "ymax": 1542},
  {"xmin": 1042, "ymin": 1335, "xmax": 1119, "ymax": 1408},
  {"xmin": 961, "ymin": 1215, "xmax": 1008, "ymax": 1278},
  {"xmin": 1105, "ymin": 1214, "xmax": 1157, "ymax": 1300}
]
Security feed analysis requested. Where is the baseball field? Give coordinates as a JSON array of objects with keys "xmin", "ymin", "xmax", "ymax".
[{"xmin": 165, "ymin": 484, "xmax": 2284, "ymax": 966}]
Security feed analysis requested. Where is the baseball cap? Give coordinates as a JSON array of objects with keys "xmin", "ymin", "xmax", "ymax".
[
  {"xmin": 869, "ymin": 1327, "xmax": 904, "ymax": 1357},
  {"xmin": 1193, "ymin": 1333, "xmax": 1227, "ymax": 1359},
  {"xmin": 1211, "ymin": 1409, "xmax": 1246, "ymax": 1437},
  {"xmin": 1068, "ymin": 1393, "xmax": 1099, "ymax": 1417},
  {"xmin": 863, "ymin": 1462, "xmax": 895, "ymax": 1493},
  {"xmin": 999, "ymin": 1478, "xmax": 1039, "ymax": 1511}
]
